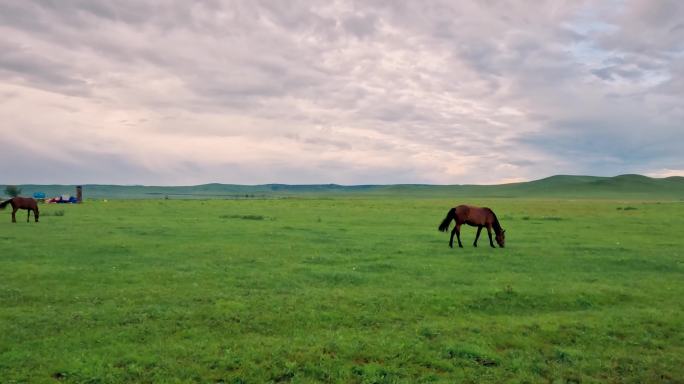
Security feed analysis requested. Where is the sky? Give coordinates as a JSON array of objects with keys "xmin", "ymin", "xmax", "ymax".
[{"xmin": 1, "ymin": 0, "xmax": 683, "ymax": 185}]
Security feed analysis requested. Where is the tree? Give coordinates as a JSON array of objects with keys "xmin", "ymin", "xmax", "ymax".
[{"xmin": 4, "ymin": 185, "xmax": 21, "ymax": 197}]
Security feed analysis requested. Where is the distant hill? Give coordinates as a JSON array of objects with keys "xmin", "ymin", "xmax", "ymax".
[{"xmin": 2, "ymin": 174, "xmax": 683, "ymax": 200}]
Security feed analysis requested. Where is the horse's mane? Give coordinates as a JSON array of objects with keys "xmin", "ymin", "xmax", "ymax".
[
  {"xmin": 0, "ymin": 199, "xmax": 12, "ymax": 210},
  {"xmin": 485, "ymin": 208, "xmax": 502, "ymax": 233}
]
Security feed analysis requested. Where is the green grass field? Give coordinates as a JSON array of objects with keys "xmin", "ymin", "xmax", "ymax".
[{"xmin": 1, "ymin": 197, "xmax": 683, "ymax": 383}]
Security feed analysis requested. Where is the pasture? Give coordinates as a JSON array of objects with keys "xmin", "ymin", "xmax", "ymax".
[{"xmin": 1, "ymin": 197, "xmax": 683, "ymax": 383}]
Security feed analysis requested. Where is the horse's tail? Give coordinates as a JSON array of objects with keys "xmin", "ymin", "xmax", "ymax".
[
  {"xmin": 0, "ymin": 199, "xmax": 12, "ymax": 210},
  {"xmin": 438, "ymin": 208, "xmax": 456, "ymax": 232}
]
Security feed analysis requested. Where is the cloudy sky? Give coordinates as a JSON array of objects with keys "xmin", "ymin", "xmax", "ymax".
[{"xmin": 1, "ymin": 0, "xmax": 683, "ymax": 185}]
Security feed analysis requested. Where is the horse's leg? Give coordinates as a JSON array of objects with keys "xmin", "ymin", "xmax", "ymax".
[
  {"xmin": 449, "ymin": 227, "xmax": 456, "ymax": 248},
  {"xmin": 474, "ymin": 226, "xmax": 483, "ymax": 247},
  {"xmin": 486, "ymin": 225, "xmax": 495, "ymax": 248},
  {"xmin": 455, "ymin": 224, "xmax": 463, "ymax": 248},
  {"xmin": 11, "ymin": 207, "xmax": 17, "ymax": 223},
  {"xmin": 34, "ymin": 209, "xmax": 39, "ymax": 222},
  {"xmin": 27, "ymin": 209, "xmax": 31, "ymax": 222}
]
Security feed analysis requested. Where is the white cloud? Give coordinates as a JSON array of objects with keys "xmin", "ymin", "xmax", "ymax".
[{"xmin": 645, "ymin": 168, "xmax": 684, "ymax": 178}]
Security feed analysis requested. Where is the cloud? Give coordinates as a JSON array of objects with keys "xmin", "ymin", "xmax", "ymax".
[
  {"xmin": 0, "ymin": 0, "xmax": 682, "ymax": 185},
  {"xmin": 646, "ymin": 168, "xmax": 684, "ymax": 178}
]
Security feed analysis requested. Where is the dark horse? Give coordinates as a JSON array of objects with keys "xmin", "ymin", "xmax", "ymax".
[
  {"xmin": 438, "ymin": 205, "xmax": 505, "ymax": 248},
  {"xmin": 0, "ymin": 197, "xmax": 39, "ymax": 223}
]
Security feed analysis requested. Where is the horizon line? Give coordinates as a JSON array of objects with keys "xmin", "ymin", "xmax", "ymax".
[{"xmin": 3, "ymin": 173, "xmax": 682, "ymax": 188}]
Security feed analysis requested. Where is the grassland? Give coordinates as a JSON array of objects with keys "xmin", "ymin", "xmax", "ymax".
[{"xmin": 1, "ymin": 195, "xmax": 683, "ymax": 383}]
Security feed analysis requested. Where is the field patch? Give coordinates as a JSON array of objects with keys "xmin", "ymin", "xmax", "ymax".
[{"xmin": 0, "ymin": 198, "xmax": 682, "ymax": 382}]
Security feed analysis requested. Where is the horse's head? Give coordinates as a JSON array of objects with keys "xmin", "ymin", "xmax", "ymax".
[{"xmin": 496, "ymin": 229, "xmax": 506, "ymax": 248}]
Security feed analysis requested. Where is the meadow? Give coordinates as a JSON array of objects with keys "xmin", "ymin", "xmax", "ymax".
[{"xmin": 0, "ymin": 196, "xmax": 683, "ymax": 383}]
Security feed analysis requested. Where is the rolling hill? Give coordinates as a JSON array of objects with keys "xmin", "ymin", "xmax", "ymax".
[{"xmin": 2, "ymin": 174, "xmax": 684, "ymax": 200}]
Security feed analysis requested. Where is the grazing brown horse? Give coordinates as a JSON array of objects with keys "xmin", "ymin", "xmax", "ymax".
[
  {"xmin": 438, "ymin": 205, "xmax": 505, "ymax": 248},
  {"xmin": 0, "ymin": 197, "xmax": 39, "ymax": 223}
]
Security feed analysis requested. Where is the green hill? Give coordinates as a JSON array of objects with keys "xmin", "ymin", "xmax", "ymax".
[{"xmin": 2, "ymin": 174, "xmax": 683, "ymax": 200}]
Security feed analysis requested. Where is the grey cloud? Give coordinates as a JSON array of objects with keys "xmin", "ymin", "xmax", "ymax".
[
  {"xmin": 519, "ymin": 116, "xmax": 684, "ymax": 174},
  {"xmin": 0, "ymin": 39, "xmax": 90, "ymax": 95},
  {"xmin": 302, "ymin": 137, "xmax": 353, "ymax": 151},
  {"xmin": 591, "ymin": 66, "xmax": 644, "ymax": 81},
  {"xmin": 596, "ymin": 0, "xmax": 684, "ymax": 57},
  {"xmin": 342, "ymin": 14, "xmax": 378, "ymax": 38},
  {"xmin": 0, "ymin": 144, "xmax": 158, "ymax": 185}
]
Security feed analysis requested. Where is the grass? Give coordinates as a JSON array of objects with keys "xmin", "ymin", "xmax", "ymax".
[
  {"xmin": 0, "ymin": 198, "xmax": 683, "ymax": 383},
  {"xmin": 39, "ymin": 209, "xmax": 66, "ymax": 217}
]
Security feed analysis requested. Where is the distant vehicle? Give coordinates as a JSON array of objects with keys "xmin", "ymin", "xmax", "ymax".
[{"xmin": 47, "ymin": 195, "xmax": 79, "ymax": 204}]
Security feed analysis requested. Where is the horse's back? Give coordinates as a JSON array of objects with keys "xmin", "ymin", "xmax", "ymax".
[
  {"xmin": 455, "ymin": 204, "xmax": 471, "ymax": 212},
  {"xmin": 455, "ymin": 204, "xmax": 494, "ymax": 224},
  {"xmin": 455, "ymin": 204, "xmax": 485, "ymax": 216},
  {"xmin": 454, "ymin": 205, "xmax": 470, "ymax": 218},
  {"xmin": 13, "ymin": 197, "xmax": 38, "ymax": 209}
]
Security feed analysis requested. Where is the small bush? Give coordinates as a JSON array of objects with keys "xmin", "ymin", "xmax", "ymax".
[
  {"xmin": 419, "ymin": 327, "xmax": 440, "ymax": 340},
  {"xmin": 4, "ymin": 185, "xmax": 21, "ymax": 197},
  {"xmin": 219, "ymin": 214, "xmax": 268, "ymax": 220},
  {"xmin": 443, "ymin": 345, "xmax": 499, "ymax": 366},
  {"xmin": 42, "ymin": 210, "xmax": 65, "ymax": 217},
  {"xmin": 520, "ymin": 216, "xmax": 562, "ymax": 221}
]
